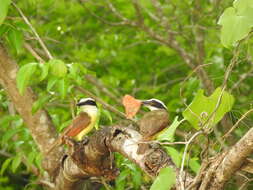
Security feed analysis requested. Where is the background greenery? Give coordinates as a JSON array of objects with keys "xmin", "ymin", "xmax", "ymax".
[{"xmin": 0, "ymin": 0, "xmax": 253, "ymax": 189}]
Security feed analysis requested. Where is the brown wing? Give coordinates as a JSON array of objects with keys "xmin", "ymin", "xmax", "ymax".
[
  {"xmin": 138, "ymin": 110, "xmax": 169, "ymax": 139},
  {"xmin": 64, "ymin": 112, "xmax": 91, "ymax": 137}
]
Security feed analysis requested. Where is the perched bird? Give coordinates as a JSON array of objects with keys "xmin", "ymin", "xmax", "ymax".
[
  {"xmin": 137, "ymin": 98, "xmax": 169, "ymax": 153},
  {"xmin": 138, "ymin": 98, "xmax": 169, "ymax": 140},
  {"xmin": 47, "ymin": 98, "xmax": 99, "ymax": 153}
]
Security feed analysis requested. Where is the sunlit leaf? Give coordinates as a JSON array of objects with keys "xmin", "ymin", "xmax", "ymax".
[
  {"xmin": 156, "ymin": 116, "xmax": 184, "ymax": 142},
  {"xmin": 0, "ymin": 158, "xmax": 12, "ymax": 175},
  {"xmin": 49, "ymin": 59, "xmax": 67, "ymax": 78},
  {"xmin": 183, "ymin": 87, "xmax": 234, "ymax": 130},
  {"xmin": 164, "ymin": 147, "xmax": 181, "ymax": 167},
  {"xmin": 47, "ymin": 77, "xmax": 58, "ymax": 91},
  {"xmin": 0, "ymin": 0, "xmax": 11, "ymax": 25},
  {"xmin": 150, "ymin": 167, "xmax": 176, "ymax": 190},
  {"xmin": 12, "ymin": 155, "xmax": 22, "ymax": 172},
  {"xmin": 57, "ymin": 79, "xmax": 68, "ymax": 99},
  {"xmin": 218, "ymin": 0, "xmax": 253, "ymax": 47},
  {"xmin": 16, "ymin": 62, "xmax": 38, "ymax": 95},
  {"xmin": 2, "ymin": 128, "xmax": 22, "ymax": 144},
  {"xmin": 39, "ymin": 62, "xmax": 50, "ymax": 81},
  {"xmin": 7, "ymin": 29, "xmax": 24, "ymax": 54},
  {"xmin": 115, "ymin": 169, "xmax": 128, "ymax": 190}
]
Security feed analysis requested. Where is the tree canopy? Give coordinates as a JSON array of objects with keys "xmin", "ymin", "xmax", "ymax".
[{"xmin": 0, "ymin": 0, "xmax": 253, "ymax": 190}]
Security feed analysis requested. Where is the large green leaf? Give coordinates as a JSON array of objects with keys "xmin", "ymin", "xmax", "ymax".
[
  {"xmin": 218, "ymin": 0, "xmax": 253, "ymax": 48},
  {"xmin": 0, "ymin": 0, "xmax": 11, "ymax": 25},
  {"xmin": 183, "ymin": 87, "xmax": 234, "ymax": 130},
  {"xmin": 49, "ymin": 59, "xmax": 67, "ymax": 78},
  {"xmin": 150, "ymin": 167, "xmax": 176, "ymax": 190},
  {"xmin": 156, "ymin": 116, "xmax": 184, "ymax": 142},
  {"xmin": 16, "ymin": 63, "xmax": 38, "ymax": 95}
]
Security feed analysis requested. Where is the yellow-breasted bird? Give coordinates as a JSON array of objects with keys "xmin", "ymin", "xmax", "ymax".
[
  {"xmin": 137, "ymin": 98, "xmax": 169, "ymax": 153},
  {"xmin": 47, "ymin": 98, "xmax": 99, "ymax": 153}
]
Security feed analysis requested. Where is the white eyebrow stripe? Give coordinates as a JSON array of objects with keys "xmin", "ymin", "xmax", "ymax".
[{"xmin": 149, "ymin": 98, "xmax": 167, "ymax": 109}]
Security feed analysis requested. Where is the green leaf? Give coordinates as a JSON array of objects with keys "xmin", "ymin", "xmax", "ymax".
[
  {"xmin": 183, "ymin": 87, "xmax": 234, "ymax": 130},
  {"xmin": 7, "ymin": 29, "xmax": 24, "ymax": 54},
  {"xmin": 47, "ymin": 77, "xmax": 58, "ymax": 91},
  {"xmin": 150, "ymin": 167, "xmax": 176, "ymax": 190},
  {"xmin": 16, "ymin": 62, "xmax": 38, "ymax": 95},
  {"xmin": 156, "ymin": 116, "xmax": 184, "ymax": 142},
  {"xmin": 189, "ymin": 158, "xmax": 200, "ymax": 174},
  {"xmin": 0, "ymin": 0, "xmax": 11, "ymax": 25},
  {"xmin": 164, "ymin": 147, "xmax": 181, "ymax": 167},
  {"xmin": 49, "ymin": 59, "xmax": 67, "ymax": 78},
  {"xmin": 32, "ymin": 94, "xmax": 51, "ymax": 114},
  {"xmin": 218, "ymin": 0, "xmax": 253, "ymax": 48},
  {"xmin": 0, "ymin": 115, "xmax": 20, "ymax": 129},
  {"xmin": 0, "ymin": 158, "xmax": 12, "ymax": 175},
  {"xmin": 39, "ymin": 62, "xmax": 50, "ymax": 81},
  {"xmin": 2, "ymin": 128, "xmax": 22, "ymax": 144},
  {"xmin": 115, "ymin": 170, "xmax": 128, "ymax": 190},
  {"xmin": 58, "ymin": 79, "xmax": 68, "ymax": 99},
  {"xmin": 27, "ymin": 151, "xmax": 37, "ymax": 166},
  {"xmin": 12, "ymin": 155, "xmax": 22, "ymax": 172},
  {"xmin": 102, "ymin": 109, "xmax": 112, "ymax": 124}
]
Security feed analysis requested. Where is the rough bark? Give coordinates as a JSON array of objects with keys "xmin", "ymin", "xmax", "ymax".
[
  {"xmin": 0, "ymin": 44, "xmax": 63, "ymax": 176},
  {"xmin": 191, "ymin": 127, "xmax": 253, "ymax": 190},
  {"xmin": 54, "ymin": 125, "xmax": 193, "ymax": 190},
  {"xmin": 209, "ymin": 127, "xmax": 253, "ymax": 189}
]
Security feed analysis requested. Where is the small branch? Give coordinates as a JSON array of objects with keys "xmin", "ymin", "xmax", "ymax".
[
  {"xmin": 222, "ymin": 109, "xmax": 253, "ymax": 140},
  {"xmin": 179, "ymin": 131, "xmax": 203, "ymax": 189},
  {"xmin": 54, "ymin": 126, "xmax": 193, "ymax": 189},
  {"xmin": 0, "ymin": 44, "xmax": 62, "ymax": 176},
  {"xmin": 12, "ymin": 2, "xmax": 53, "ymax": 60},
  {"xmin": 208, "ymin": 127, "xmax": 253, "ymax": 190},
  {"xmin": 24, "ymin": 42, "xmax": 45, "ymax": 63}
]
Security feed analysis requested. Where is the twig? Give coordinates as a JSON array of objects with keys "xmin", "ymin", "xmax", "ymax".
[
  {"xmin": 222, "ymin": 109, "xmax": 253, "ymax": 140},
  {"xmin": 12, "ymin": 2, "xmax": 53, "ymax": 60},
  {"xmin": 24, "ymin": 43, "xmax": 45, "ymax": 63},
  {"xmin": 179, "ymin": 131, "xmax": 203, "ymax": 190}
]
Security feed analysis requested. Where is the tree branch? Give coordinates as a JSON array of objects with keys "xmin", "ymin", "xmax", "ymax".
[
  {"xmin": 209, "ymin": 127, "xmax": 253, "ymax": 189},
  {"xmin": 0, "ymin": 44, "xmax": 62, "ymax": 176},
  {"xmin": 54, "ymin": 125, "xmax": 193, "ymax": 189}
]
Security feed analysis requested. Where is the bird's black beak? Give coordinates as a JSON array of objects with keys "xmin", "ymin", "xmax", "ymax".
[
  {"xmin": 76, "ymin": 102, "xmax": 84, "ymax": 107},
  {"xmin": 140, "ymin": 100, "xmax": 150, "ymax": 105}
]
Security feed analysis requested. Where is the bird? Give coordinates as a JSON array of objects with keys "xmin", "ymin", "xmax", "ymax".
[
  {"xmin": 47, "ymin": 97, "xmax": 99, "ymax": 153},
  {"xmin": 137, "ymin": 98, "xmax": 169, "ymax": 153}
]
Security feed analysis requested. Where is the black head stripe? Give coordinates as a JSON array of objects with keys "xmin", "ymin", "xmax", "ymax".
[
  {"xmin": 77, "ymin": 100, "xmax": 97, "ymax": 107},
  {"xmin": 151, "ymin": 100, "xmax": 167, "ymax": 110}
]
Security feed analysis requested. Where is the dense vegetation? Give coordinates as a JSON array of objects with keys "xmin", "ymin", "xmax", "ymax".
[{"xmin": 0, "ymin": 0, "xmax": 253, "ymax": 189}]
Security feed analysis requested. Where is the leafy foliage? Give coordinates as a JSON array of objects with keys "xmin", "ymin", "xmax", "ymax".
[
  {"xmin": 183, "ymin": 88, "xmax": 234, "ymax": 130},
  {"xmin": 0, "ymin": 0, "xmax": 11, "ymax": 25},
  {"xmin": 0, "ymin": 0, "xmax": 253, "ymax": 189},
  {"xmin": 150, "ymin": 167, "xmax": 176, "ymax": 190},
  {"xmin": 218, "ymin": 0, "xmax": 253, "ymax": 47}
]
